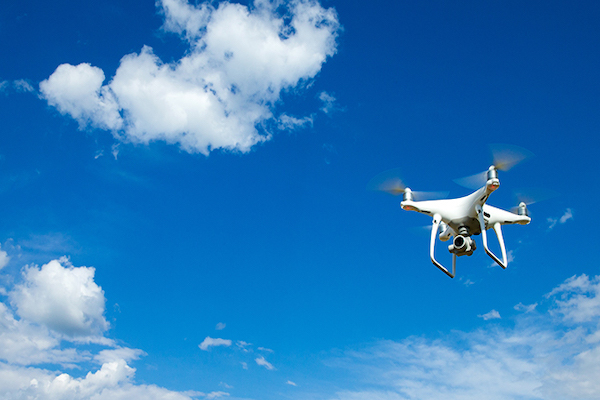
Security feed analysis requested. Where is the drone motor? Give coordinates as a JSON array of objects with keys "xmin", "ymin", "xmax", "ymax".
[{"xmin": 517, "ymin": 202, "xmax": 528, "ymax": 217}]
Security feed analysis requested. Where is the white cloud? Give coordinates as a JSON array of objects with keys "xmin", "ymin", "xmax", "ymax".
[
  {"xmin": 236, "ymin": 340, "xmax": 251, "ymax": 352},
  {"xmin": 286, "ymin": 380, "xmax": 298, "ymax": 386},
  {"xmin": 258, "ymin": 346, "xmax": 274, "ymax": 353},
  {"xmin": 0, "ymin": 360, "xmax": 198, "ymax": 400},
  {"xmin": 559, "ymin": 208, "xmax": 573, "ymax": 223},
  {"xmin": 478, "ymin": 309, "xmax": 501, "ymax": 320},
  {"xmin": 240, "ymin": 361, "xmax": 248, "ymax": 370},
  {"xmin": 199, "ymin": 336, "xmax": 232, "ymax": 351},
  {"xmin": 40, "ymin": 0, "xmax": 340, "ymax": 155},
  {"xmin": 0, "ymin": 245, "xmax": 9, "ymax": 270},
  {"xmin": 546, "ymin": 274, "xmax": 600, "ymax": 323},
  {"xmin": 460, "ymin": 277, "xmax": 475, "ymax": 286},
  {"xmin": 0, "ymin": 258, "xmax": 203, "ymax": 400},
  {"xmin": 215, "ymin": 322, "xmax": 226, "ymax": 330},
  {"xmin": 277, "ymin": 113, "xmax": 314, "ymax": 131},
  {"xmin": 548, "ymin": 208, "xmax": 574, "ymax": 230},
  {"xmin": 0, "ymin": 302, "xmax": 79, "ymax": 366},
  {"xmin": 514, "ymin": 302, "xmax": 538, "ymax": 313},
  {"xmin": 39, "ymin": 63, "xmax": 122, "ymax": 131},
  {"xmin": 319, "ymin": 91, "xmax": 339, "ymax": 114},
  {"xmin": 9, "ymin": 258, "xmax": 109, "ymax": 338},
  {"xmin": 13, "ymin": 79, "xmax": 35, "ymax": 93},
  {"xmin": 255, "ymin": 355, "xmax": 275, "ymax": 370},
  {"xmin": 325, "ymin": 274, "xmax": 600, "ymax": 400},
  {"xmin": 94, "ymin": 347, "xmax": 145, "ymax": 365},
  {"xmin": 0, "ymin": 80, "xmax": 35, "ymax": 94},
  {"xmin": 205, "ymin": 391, "xmax": 230, "ymax": 399}
]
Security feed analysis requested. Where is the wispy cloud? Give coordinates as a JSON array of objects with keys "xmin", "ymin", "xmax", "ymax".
[
  {"xmin": 0, "ymin": 79, "xmax": 35, "ymax": 94},
  {"xmin": 460, "ymin": 277, "xmax": 475, "ymax": 286},
  {"xmin": 325, "ymin": 274, "xmax": 600, "ymax": 400},
  {"xmin": 204, "ymin": 391, "xmax": 229, "ymax": 399},
  {"xmin": 0, "ymin": 245, "xmax": 9, "ymax": 270},
  {"xmin": 39, "ymin": 0, "xmax": 340, "ymax": 155},
  {"xmin": 215, "ymin": 322, "xmax": 226, "ymax": 331},
  {"xmin": 13, "ymin": 79, "xmax": 34, "ymax": 93},
  {"xmin": 318, "ymin": 91, "xmax": 343, "ymax": 114},
  {"xmin": 255, "ymin": 355, "xmax": 275, "ymax": 370},
  {"xmin": 277, "ymin": 114, "xmax": 314, "ymax": 131},
  {"xmin": 548, "ymin": 208, "xmax": 573, "ymax": 230},
  {"xmin": 514, "ymin": 302, "xmax": 538, "ymax": 313},
  {"xmin": 546, "ymin": 274, "xmax": 600, "ymax": 323}
]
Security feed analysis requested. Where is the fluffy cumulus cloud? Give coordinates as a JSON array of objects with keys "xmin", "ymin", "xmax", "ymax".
[
  {"xmin": 9, "ymin": 258, "xmax": 109, "ymax": 338},
  {"xmin": 40, "ymin": 64, "xmax": 122, "ymax": 131},
  {"xmin": 325, "ymin": 274, "xmax": 600, "ymax": 400},
  {"xmin": 0, "ymin": 258, "xmax": 219, "ymax": 399},
  {"xmin": 39, "ymin": 0, "xmax": 340, "ymax": 155}
]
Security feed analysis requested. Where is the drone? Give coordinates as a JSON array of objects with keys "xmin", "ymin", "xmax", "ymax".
[{"xmin": 370, "ymin": 146, "xmax": 533, "ymax": 278}]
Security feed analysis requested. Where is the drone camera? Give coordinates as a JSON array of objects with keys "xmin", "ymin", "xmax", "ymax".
[{"xmin": 448, "ymin": 235, "xmax": 476, "ymax": 256}]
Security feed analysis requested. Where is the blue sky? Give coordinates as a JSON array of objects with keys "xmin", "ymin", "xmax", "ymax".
[{"xmin": 1, "ymin": 0, "xmax": 599, "ymax": 399}]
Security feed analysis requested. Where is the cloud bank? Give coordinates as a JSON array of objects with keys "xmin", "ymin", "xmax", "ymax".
[
  {"xmin": 2, "ymin": 253, "xmax": 600, "ymax": 399},
  {"xmin": 39, "ymin": 0, "xmax": 340, "ymax": 155},
  {"xmin": 0, "ymin": 258, "xmax": 215, "ymax": 399},
  {"xmin": 326, "ymin": 274, "xmax": 600, "ymax": 400}
]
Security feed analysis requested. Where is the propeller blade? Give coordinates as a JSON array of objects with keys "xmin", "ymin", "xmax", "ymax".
[
  {"xmin": 514, "ymin": 188, "xmax": 557, "ymax": 205},
  {"xmin": 453, "ymin": 171, "xmax": 487, "ymax": 190},
  {"xmin": 454, "ymin": 144, "xmax": 534, "ymax": 189},
  {"xmin": 366, "ymin": 168, "xmax": 406, "ymax": 195},
  {"xmin": 367, "ymin": 168, "xmax": 448, "ymax": 200},
  {"xmin": 490, "ymin": 143, "xmax": 533, "ymax": 171},
  {"xmin": 510, "ymin": 188, "xmax": 558, "ymax": 213}
]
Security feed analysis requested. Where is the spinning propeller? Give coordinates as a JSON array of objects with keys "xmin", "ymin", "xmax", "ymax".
[
  {"xmin": 453, "ymin": 144, "xmax": 534, "ymax": 190},
  {"xmin": 510, "ymin": 188, "xmax": 558, "ymax": 216},
  {"xmin": 367, "ymin": 168, "xmax": 448, "ymax": 200}
]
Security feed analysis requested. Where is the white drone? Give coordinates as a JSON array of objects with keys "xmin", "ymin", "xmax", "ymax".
[{"xmin": 370, "ymin": 146, "xmax": 533, "ymax": 278}]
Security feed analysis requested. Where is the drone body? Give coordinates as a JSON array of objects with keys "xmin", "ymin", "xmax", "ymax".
[{"xmin": 400, "ymin": 166, "xmax": 530, "ymax": 278}]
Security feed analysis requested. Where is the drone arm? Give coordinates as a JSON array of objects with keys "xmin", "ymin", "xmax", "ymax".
[
  {"xmin": 430, "ymin": 213, "xmax": 455, "ymax": 278},
  {"xmin": 476, "ymin": 206, "xmax": 508, "ymax": 269}
]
